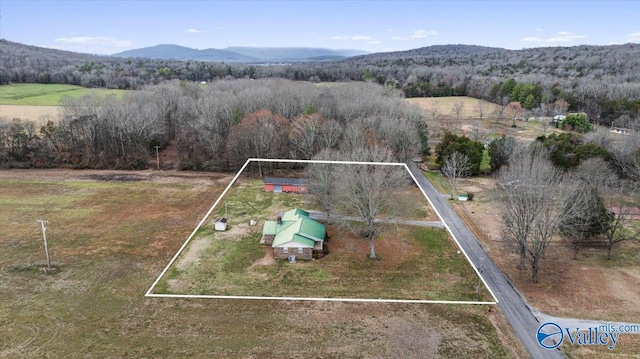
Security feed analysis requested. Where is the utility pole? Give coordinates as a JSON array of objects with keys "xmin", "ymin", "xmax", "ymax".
[
  {"xmin": 154, "ymin": 145, "xmax": 160, "ymax": 170},
  {"xmin": 38, "ymin": 220, "xmax": 52, "ymax": 269}
]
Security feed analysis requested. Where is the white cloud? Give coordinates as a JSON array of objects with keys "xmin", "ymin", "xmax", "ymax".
[
  {"xmin": 351, "ymin": 35, "xmax": 372, "ymax": 41},
  {"xmin": 546, "ymin": 33, "xmax": 586, "ymax": 43},
  {"xmin": 410, "ymin": 29, "xmax": 438, "ymax": 39},
  {"xmin": 392, "ymin": 29, "xmax": 438, "ymax": 41},
  {"xmin": 330, "ymin": 35, "xmax": 374, "ymax": 42},
  {"xmin": 534, "ymin": 28, "xmax": 543, "ymax": 32},
  {"xmin": 387, "ymin": 29, "xmax": 395, "ymax": 32},
  {"xmin": 55, "ymin": 36, "xmax": 133, "ymax": 48},
  {"xmin": 547, "ymin": 37, "xmax": 573, "ymax": 43},
  {"xmin": 186, "ymin": 28, "xmax": 203, "ymax": 34},
  {"xmin": 521, "ymin": 37, "xmax": 544, "ymax": 42},
  {"xmin": 367, "ymin": 40, "xmax": 381, "ymax": 45},
  {"xmin": 627, "ymin": 32, "xmax": 640, "ymax": 42}
]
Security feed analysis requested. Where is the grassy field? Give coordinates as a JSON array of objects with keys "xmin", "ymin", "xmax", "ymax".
[
  {"xmin": 0, "ymin": 83, "xmax": 125, "ymax": 106},
  {"xmin": 0, "ymin": 169, "xmax": 512, "ymax": 357},
  {"xmin": 406, "ymin": 96, "xmax": 501, "ymax": 120},
  {"xmin": 406, "ymin": 96, "xmax": 564, "ymax": 142},
  {"xmin": 155, "ymin": 177, "xmax": 489, "ymax": 301}
]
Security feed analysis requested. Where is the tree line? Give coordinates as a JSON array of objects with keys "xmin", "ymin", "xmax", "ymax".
[
  {"xmin": 434, "ymin": 129, "xmax": 640, "ymax": 282},
  {"xmin": 0, "ymin": 79, "xmax": 425, "ymax": 170},
  {"xmin": 2, "ymin": 40, "xmax": 639, "ymax": 123}
]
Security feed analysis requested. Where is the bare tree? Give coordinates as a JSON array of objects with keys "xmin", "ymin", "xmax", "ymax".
[
  {"xmin": 336, "ymin": 147, "xmax": 408, "ymax": 259},
  {"xmin": 601, "ymin": 182, "xmax": 639, "ymax": 259},
  {"xmin": 505, "ymin": 101, "xmax": 524, "ymax": 127},
  {"xmin": 378, "ymin": 117, "xmax": 423, "ymax": 162},
  {"xmin": 559, "ymin": 185, "xmax": 609, "ymax": 260},
  {"xmin": 427, "ymin": 100, "xmax": 441, "ymax": 123},
  {"xmin": 553, "ymin": 99, "xmax": 569, "ymax": 117},
  {"xmin": 451, "ymin": 100, "xmax": 465, "ymax": 121},
  {"xmin": 610, "ymin": 133, "xmax": 640, "ymax": 182},
  {"xmin": 493, "ymin": 97, "xmax": 508, "ymax": 124},
  {"xmin": 289, "ymin": 113, "xmax": 323, "ymax": 159},
  {"xmin": 441, "ymin": 151, "xmax": 471, "ymax": 199},
  {"xmin": 574, "ymin": 157, "xmax": 618, "ymax": 189},
  {"xmin": 305, "ymin": 148, "xmax": 339, "ymax": 221},
  {"xmin": 497, "ymin": 144, "xmax": 578, "ymax": 282},
  {"xmin": 474, "ymin": 100, "xmax": 489, "ymax": 121},
  {"xmin": 318, "ymin": 119, "xmax": 343, "ymax": 150}
]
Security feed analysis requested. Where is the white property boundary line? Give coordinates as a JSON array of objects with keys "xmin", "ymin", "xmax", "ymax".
[{"xmin": 145, "ymin": 158, "xmax": 498, "ymax": 305}]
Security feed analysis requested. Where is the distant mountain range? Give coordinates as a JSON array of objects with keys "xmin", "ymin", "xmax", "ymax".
[{"xmin": 112, "ymin": 44, "xmax": 368, "ymax": 62}]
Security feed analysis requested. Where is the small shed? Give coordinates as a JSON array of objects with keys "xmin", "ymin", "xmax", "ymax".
[
  {"xmin": 264, "ymin": 177, "xmax": 309, "ymax": 193},
  {"xmin": 458, "ymin": 193, "xmax": 469, "ymax": 201},
  {"xmin": 214, "ymin": 217, "xmax": 228, "ymax": 231}
]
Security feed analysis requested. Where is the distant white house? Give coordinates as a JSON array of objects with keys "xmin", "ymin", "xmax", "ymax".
[
  {"xmin": 610, "ymin": 127, "xmax": 632, "ymax": 135},
  {"xmin": 553, "ymin": 115, "xmax": 566, "ymax": 123}
]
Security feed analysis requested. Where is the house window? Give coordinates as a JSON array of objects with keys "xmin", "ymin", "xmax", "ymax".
[
  {"xmin": 297, "ymin": 247, "xmax": 303, "ymax": 254},
  {"xmin": 283, "ymin": 247, "xmax": 289, "ymax": 254}
]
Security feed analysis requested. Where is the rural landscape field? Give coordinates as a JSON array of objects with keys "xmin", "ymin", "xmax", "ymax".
[
  {"xmin": 0, "ymin": 169, "xmax": 511, "ymax": 358},
  {"xmin": 2, "ymin": 3, "xmax": 640, "ymax": 354},
  {"xmin": 2, "ymin": 81, "xmax": 640, "ymax": 357}
]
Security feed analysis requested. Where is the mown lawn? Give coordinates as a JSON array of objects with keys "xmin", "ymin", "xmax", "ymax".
[
  {"xmin": 0, "ymin": 171, "xmax": 510, "ymax": 358},
  {"xmin": 0, "ymin": 83, "xmax": 125, "ymax": 106},
  {"xmin": 156, "ymin": 177, "xmax": 492, "ymax": 302}
]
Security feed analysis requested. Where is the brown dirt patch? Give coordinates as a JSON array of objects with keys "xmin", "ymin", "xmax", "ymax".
[
  {"xmin": 175, "ymin": 237, "xmax": 210, "ymax": 271},
  {"xmin": 326, "ymin": 224, "xmax": 420, "ymax": 267},
  {"xmin": 248, "ymin": 248, "xmax": 275, "ymax": 269}
]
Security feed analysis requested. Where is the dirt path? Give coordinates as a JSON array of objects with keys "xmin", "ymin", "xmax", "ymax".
[{"xmin": 0, "ymin": 168, "xmax": 231, "ymax": 186}]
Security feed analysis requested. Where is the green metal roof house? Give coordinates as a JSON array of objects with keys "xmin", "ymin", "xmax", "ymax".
[{"xmin": 261, "ymin": 208, "xmax": 325, "ymax": 260}]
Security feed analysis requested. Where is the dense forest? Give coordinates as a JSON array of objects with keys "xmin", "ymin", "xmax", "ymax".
[
  {"xmin": 0, "ymin": 79, "xmax": 426, "ymax": 170},
  {"xmin": 2, "ymin": 40, "xmax": 639, "ymax": 124}
]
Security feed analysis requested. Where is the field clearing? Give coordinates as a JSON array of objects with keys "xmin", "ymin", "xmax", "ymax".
[
  {"xmin": 0, "ymin": 83, "xmax": 125, "ymax": 106},
  {"xmin": 0, "ymin": 104, "xmax": 61, "ymax": 122},
  {"xmin": 0, "ymin": 169, "xmax": 513, "ymax": 358},
  {"xmin": 406, "ymin": 96, "xmax": 501, "ymax": 120},
  {"xmin": 156, "ymin": 177, "xmax": 488, "ymax": 302},
  {"xmin": 406, "ymin": 96, "xmax": 565, "ymax": 142}
]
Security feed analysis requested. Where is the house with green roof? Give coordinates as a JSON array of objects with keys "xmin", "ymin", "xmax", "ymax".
[{"xmin": 261, "ymin": 208, "xmax": 326, "ymax": 260}]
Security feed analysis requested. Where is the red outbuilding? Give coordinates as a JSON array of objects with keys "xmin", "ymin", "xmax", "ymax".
[{"xmin": 264, "ymin": 177, "xmax": 309, "ymax": 193}]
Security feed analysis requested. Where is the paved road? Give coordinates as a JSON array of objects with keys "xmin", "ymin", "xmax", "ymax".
[
  {"xmin": 307, "ymin": 211, "xmax": 444, "ymax": 228},
  {"xmin": 408, "ymin": 164, "xmax": 565, "ymax": 359}
]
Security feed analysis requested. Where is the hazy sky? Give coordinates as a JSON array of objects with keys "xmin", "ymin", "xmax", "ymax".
[{"xmin": 2, "ymin": 0, "xmax": 639, "ymax": 55}]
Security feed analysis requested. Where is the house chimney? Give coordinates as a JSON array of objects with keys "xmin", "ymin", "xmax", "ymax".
[{"xmin": 277, "ymin": 215, "xmax": 282, "ymax": 226}]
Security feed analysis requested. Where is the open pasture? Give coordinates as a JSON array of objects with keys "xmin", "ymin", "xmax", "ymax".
[
  {"xmin": 0, "ymin": 83, "xmax": 125, "ymax": 106},
  {"xmin": 0, "ymin": 169, "xmax": 510, "ymax": 357}
]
